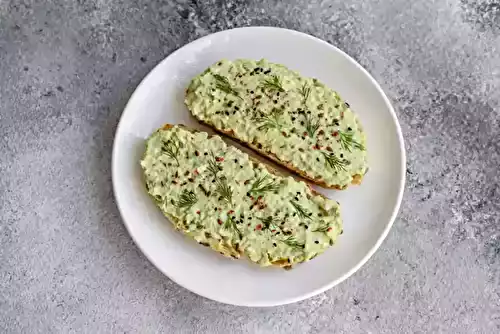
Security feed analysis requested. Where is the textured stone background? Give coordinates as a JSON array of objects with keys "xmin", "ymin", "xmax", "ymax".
[{"xmin": 1, "ymin": 0, "xmax": 499, "ymax": 333}]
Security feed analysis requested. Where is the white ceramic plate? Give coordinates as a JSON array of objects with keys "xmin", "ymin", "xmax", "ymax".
[{"xmin": 112, "ymin": 27, "xmax": 405, "ymax": 307}]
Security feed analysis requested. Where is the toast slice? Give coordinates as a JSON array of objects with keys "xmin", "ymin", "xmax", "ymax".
[
  {"xmin": 185, "ymin": 59, "xmax": 368, "ymax": 189},
  {"xmin": 141, "ymin": 124, "xmax": 343, "ymax": 269}
]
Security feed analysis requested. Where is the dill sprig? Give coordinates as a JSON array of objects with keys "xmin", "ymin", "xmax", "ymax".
[
  {"xmin": 257, "ymin": 216, "xmax": 280, "ymax": 231},
  {"xmin": 261, "ymin": 75, "xmax": 285, "ymax": 92},
  {"xmin": 207, "ymin": 152, "xmax": 222, "ymax": 177},
  {"xmin": 321, "ymin": 152, "xmax": 348, "ymax": 172},
  {"xmin": 213, "ymin": 74, "xmax": 241, "ymax": 99},
  {"xmin": 253, "ymin": 109, "xmax": 283, "ymax": 131},
  {"xmin": 223, "ymin": 216, "xmax": 242, "ymax": 239},
  {"xmin": 176, "ymin": 189, "xmax": 197, "ymax": 210},
  {"xmin": 250, "ymin": 175, "xmax": 281, "ymax": 196},
  {"xmin": 313, "ymin": 222, "xmax": 331, "ymax": 233},
  {"xmin": 161, "ymin": 135, "xmax": 180, "ymax": 166},
  {"xmin": 290, "ymin": 200, "xmax": 312, "ymax": 220},
  {"xmin": 215, "ymin": 177, "xmax": 233, "ymax": 203},
  {"xmin": 281, "ymin": 236, "xmax": 305, "ymax": 250},
  {"xmin": 338, "ymin": 131, "xmax": 365, "ymax": 152},
  {"xmin": 300, "ymin": 83, "xmax": 311, "ymax": 103},
  {"xmin": 304, "ymin": 114, "xmax": 320, "ymax": 137}
]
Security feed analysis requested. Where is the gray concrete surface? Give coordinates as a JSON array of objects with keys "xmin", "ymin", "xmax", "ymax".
[{"xmin": 1, "ymin": 0, "xmax": 499, "ymax": 333}]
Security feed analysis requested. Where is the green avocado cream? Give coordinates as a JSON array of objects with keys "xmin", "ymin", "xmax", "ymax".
[
  {"xmin": 185, "ymin": 59, "xmax": 368, "ymax": 188},
  {"xmin": 141, "ymin": 126, "xmax": 343, "ymax": 267}
]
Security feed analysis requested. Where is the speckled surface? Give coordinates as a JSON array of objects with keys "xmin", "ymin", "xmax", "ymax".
[{"xmin": 1, "ymin": 0, "xmax": 499, "ymax": 332}]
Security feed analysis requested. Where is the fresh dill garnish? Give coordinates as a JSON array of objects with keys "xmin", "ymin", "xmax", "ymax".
[
  {"xmin": 253, "ymin": 109, "xmax": 283, "ymax": 131},
  {"xmin": 213, "ymin": 73, "xmax": 241, "ymax": 99},
  {"xmin": 250, "ymin": 175, "xmax": 281, "ymax": 196},
  {"xmin": 176, "ymin": 189, "xmax": 197, "ymax": 209},
  {"xmin": 321, "ymin": 152, "xmax": 348, "ymax": 172},
  {"xmin": 207, "ymin": 152, "xmax": 222, "ymax": 177},
  {"xmin": 260, "ymin": 75, "xmax": 285, "ymax": 92},
  {"xmin": 303, "ymin": 114, "xmax": 320, "ymax": 137},
  {"xmin": 338, "ymin": 131, "xmax": 365, "ymax": 152},
  {"xmin": 223, "ymin": 216, "xmax": 242, "ymax": 239},
  {"xmin": 257, "ymin": 216, "xmax": 280, "ymax": 231},
  {"xmin": 289, "ymin": 200, "xmax": 312, "ymax": 220},
  {"xmin": 281, "ymin": 236, "xmax": 305, "ymax": 250},
  {"xmin": 161, "ymin": 135, "xmax": 180, "ymax": 166},
  {"xmin": 215, "ymin": 177, "xmax": 233, "ymax": 203},
  {"xmin": 299, "ymin": 83, "xmax": 311, "ymax": 103},
  {"xmin": 313, "ymin": 222, "xmax": 331, "ymax": 233}
]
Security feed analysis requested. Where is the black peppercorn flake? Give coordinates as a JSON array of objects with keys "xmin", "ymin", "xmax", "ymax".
[
  {"xmin": 204, "ymin": 152, "xmax": 208, "ymax": 156},
  {"xmin": 273, "ymin": 243, "xmax": 277, "ymax": 247},
  {"xmin": 293, "ymin": 213, "xmax": 297, "ymax": 217},
  {"xmin": 225, "ymin": 111, "xmax": 229, "ymax": 116},
  {"xmin": 294, "ymin": 196, "xmax": 299, "ymax": 201},
  {"xmin": 246, "ymin": 192, "xmax": 251, "ymax": 197},
  {"xmin": 273, "ymin": 100, "xmax": 278, "ymax": 104},
  {"xmin": 235, "ymin": 106, "xmax": 240, "ymax": 111},
  {"xmin": 305, "ymin": 225, "xmax": 308, "ymax": 230},
  {"xmin": 347, "ymin": 127, "xmax": 352, "ymax": 131},
  {"xmin": 248, "ymin": 217, "xmax": 252, "ymax": 220},
  {"xmin": 315, "ymin": 240, "xmax": 319, "ymax": 244},
  {"xmin": 234, "ymin": 159, "xmax": 238, "ymax": 163},
  {"xmin": 250, "ymin": 205, "xmax": 254, "ymax": 210},
  {"xmin": 316, "ymin": 157, "xmax": 320, "ymax": 162},
  {"xmin": 257, "ymin": 143, "xmax": 263, "ymax": 149},
  {"xmin": 291, "ymin": 117, "xmax": 296, "ymax": 121},
  {"xmin": 300, "ymin": 121, "xmax": 304, "ymax": 126},
  {"xmin": 340, "ymin": 153, "xmax": 343, "ymax": 158},
  {"xmin": 195, "ymin": 151, "xmax": 199, "ymax": 156}
]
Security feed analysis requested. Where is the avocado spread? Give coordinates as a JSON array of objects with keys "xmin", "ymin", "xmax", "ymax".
[
  {"xmin": 141, "ymin": 125, "xmax": 343, "ymax": 267},
  {"xmin": 185, "ymin": 59, "xmax": 368, "ymax": 189}
]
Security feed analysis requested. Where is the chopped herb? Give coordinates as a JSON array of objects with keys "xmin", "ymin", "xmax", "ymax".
[
  {"xmin": 338, "ymin": 131, "xmax": 365, "ymax": 151},
  {"xmin": 322, "ymin": 152, "xmax": 348, "ymax": 172},
  {"xmin": 257, "ymin": 216, "xmax": 280, "ymax": 231},
  {"xmin": 281, "ymin": 236, "xmax": 305, "ymax": 250},
  {"xmin": 313, "ymin": 222, "xmax": 331, "ymax": 233},
  {"xmin": 207, "ymin": 151, "xmax": 223, "ymax": 177},
  {"xmin": 252, "ymin": 109, "xmax": 283, "ymax": 131},
  {"xmin": 299, "ymin": 83, "xmax": 311, "ymax": 104},
  {"xmin": 260, "ymin": 75, "xmax": 285, "ymax": 92},
  {"xmin": 223, "ymin": 216, "xmax": 242, "ymax": 239},
  {"xmin": 250, "ymin": 175, "xmax": 281, "ymax": 196},
  {"xmin": 215, "ymin": 177, "xmax": 233, "ymax": 203},
  {"xmin": 289, "ymin": 200, "xmax": 312, "ymax": 220},
  {"xmin": 212, "ymin": 73, "xmax": 242, "ymax": 99},
  {"xmin": 176, "ymin": 190, "xmax": 197, "ymax": 210},
  {"xmin": 161, "ymin": 135, "xmax": 180, "ymax": 166},
  {"xmin": 303, "ymin": 114, "xmax": 320, "ymax": 138}
]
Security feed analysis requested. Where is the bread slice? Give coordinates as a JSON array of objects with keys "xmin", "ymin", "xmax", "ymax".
[
  {"xmin": 141, "ymin": 124, "xmax": 343, "ymax": 269},
  {"xmin": 185, "ymin": 59, "xmax": 368, "ymax": 189}
]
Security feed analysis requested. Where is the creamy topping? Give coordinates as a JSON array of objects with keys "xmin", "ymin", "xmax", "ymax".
[
  {"xmin": 185, "ymin": 59, "xmax": 368, "ymax": 188},
  {"xmin": 141, "ymin": 126, "xmax": 342, "ymax": 267}
]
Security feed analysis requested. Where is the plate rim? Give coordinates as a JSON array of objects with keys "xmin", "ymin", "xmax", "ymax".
[{"xmin": 111, "ymin": 26, "xmax": 406, "ymax": 307}]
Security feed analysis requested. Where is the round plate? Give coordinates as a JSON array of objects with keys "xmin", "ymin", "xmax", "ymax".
[{"xmin": 112, "ymin": 27, "xmax": 405, "ymax": 307}]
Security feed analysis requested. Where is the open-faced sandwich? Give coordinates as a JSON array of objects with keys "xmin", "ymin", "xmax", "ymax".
[
  {"xmin": 185, "ymin": 59, "xmax": 368, "ymax": 190},
  {"xmin": 141, "ymin": 125, "xmax": 343, "ymax": 269}
]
